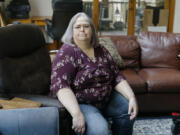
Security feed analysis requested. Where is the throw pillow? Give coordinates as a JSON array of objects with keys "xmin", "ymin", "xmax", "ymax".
[{"xmin": 99, "ymin": 37, "xmax": 125, "ymax": 69}]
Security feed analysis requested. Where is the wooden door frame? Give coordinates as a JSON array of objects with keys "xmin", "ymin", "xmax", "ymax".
[
  {"xmin": 166, "ymin": 0, "xmax": 175, "ymax": 32},
  {"xmin": 127, "ymin": 0, "xmax": 136, "ymax": 35},
  {"xmin": 92, "ymin": 0, "xmax": 99, "ymax": 31}
]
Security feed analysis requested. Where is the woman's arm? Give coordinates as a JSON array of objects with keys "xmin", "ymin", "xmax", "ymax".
[
  {"xmin": 115, "ymin": 80, "xmax": 138, "ymax": 120},
  {"xmin": 57, "ymin": 88, "xmax": 81, "ymax": 117},
  {"xmin": 115, "ymin": 80, "xmax": 135, "ymax": 100},
  {"xmin": 51, "ymin": 45, "xmax": 85, "ymax": 134},
  {"xmin": 57, "ymin": 88, "xmax": 85, "ymax": 135},
  {"xmin": 101, "ymin": 44, "xmax": 138, "ymax": 120}
]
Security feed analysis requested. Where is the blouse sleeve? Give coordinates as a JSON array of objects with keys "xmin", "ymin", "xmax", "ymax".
[
  {"xmin": 102, "ymin": 45, "xmax": 126, "ymax": 87},
  {"xmin": 50, "ymin": 45, "xmax": 77, "ymax": 97}
]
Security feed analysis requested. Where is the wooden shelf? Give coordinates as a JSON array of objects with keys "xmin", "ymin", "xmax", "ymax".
[
  {"xmin": 31, "ymin": 16, "xmax": 51, "ymax": 26},
  {"xmin": 8, "ymin": 16, "xmax": 51, "ymax": 27},
  {"xmin": 8, "ymin": 18, "xmax": 32, "ymax": 24}
]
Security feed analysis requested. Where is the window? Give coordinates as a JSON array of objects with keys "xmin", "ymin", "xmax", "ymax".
[{"xmin": 90, "ymin": 0, "xmax": 175, "ymax": 35}]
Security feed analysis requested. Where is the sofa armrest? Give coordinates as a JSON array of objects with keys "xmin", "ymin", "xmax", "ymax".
[{"xmin": 0, "ymin": 107, "xmax": 59, "ymax": 135}]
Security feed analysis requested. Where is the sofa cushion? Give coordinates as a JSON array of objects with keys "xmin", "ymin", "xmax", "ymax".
[
  {"xmin": 121, "ymin": 69, "xmax": 146, "ymax": 94},
  {"xmin": 99, "ymin": 37, "xmax": 124, "ymax": 68},
  {"xmin": 0, "ymin": 48, "xmax": 51, "ymax": 95},
  {"xmin": 138, "ymin": 68, "xmax": 180, "ymax": 93},
  {"xmin": 137, "ymin": 31, "xmax": 180, "ymax": 69},
  {"xmin": 0, "ymin": 24, "xmax": 45, "ymax": 58},
  {"xmin": 109, "ymin": 36, "xmax": 140, "ymax": 68},
  {"xmin": 0, "ymin": 24, "xmax": 51, "ymax": 95}
]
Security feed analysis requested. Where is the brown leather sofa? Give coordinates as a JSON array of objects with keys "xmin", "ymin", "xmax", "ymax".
[{"xmin": 107, "ymin": 31, "xmax": 180, "ymax": 114}]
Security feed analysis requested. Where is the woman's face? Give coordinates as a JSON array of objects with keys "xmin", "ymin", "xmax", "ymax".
[{"xmin": 73, "ymin": 16, "xmax": 92, "ymax": 44}]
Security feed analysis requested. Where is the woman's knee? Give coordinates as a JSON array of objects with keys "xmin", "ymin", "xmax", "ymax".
[
  {"xmin": 86, "ymin": 119, "xmax": 110, "ymax": 135},
  {"xmin": 105, "ymin": 91, "xmax": 129, "ymax": 116},
  {"xmin": 79, "ymin": 104, "xmax": 111, "ymax": 135}
]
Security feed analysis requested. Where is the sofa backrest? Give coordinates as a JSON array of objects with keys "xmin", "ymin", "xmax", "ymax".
[
  {"xmin": 109, "ymin": 35, "xmax": 140, "ymax": 69},
  {"xmin": 0, "ymin": 24, "xmax": 51, "ymax": 96},
  {"xmin": 137, "ymin": 31, "xmax": 180, "ymax": 69}
]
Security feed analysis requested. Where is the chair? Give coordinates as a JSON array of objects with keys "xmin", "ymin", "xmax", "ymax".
[
  {"xmin": 0, "ymin": 24, "xmax": 74, "ymax": 135},
  {"xmin": 0, "ymin": 24, "xmax": 51, "ymax": 97},
  {"xmin": 45, "ymin": 0, "xmax": 83, "ymax": 48},
  {"xmin": 0, "ymin": 107, "xmax": 59, "ymax": 135}
]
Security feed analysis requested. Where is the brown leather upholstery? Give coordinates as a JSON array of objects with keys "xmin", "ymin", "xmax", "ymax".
[
  {"xmin": 138, "ymin": 68, "xmax": 180, "ymax": 93},
  {"xmin": 137, "ymin": 93, "xmax": 180, "ymax": 113},
  {"xmin": 121, "ymin": 69, "xmax": 146, "ymax": 94},
  {"xmin": 108, "ymin": 32, "xmax": 180, "ymax": 113},
  {"xmin": 109, "ymin": 36, "xmax": 140, "ymax": 68},
  {"xmin": 138, "ymin": 31, "xmax": 180, "ymax": 69}
]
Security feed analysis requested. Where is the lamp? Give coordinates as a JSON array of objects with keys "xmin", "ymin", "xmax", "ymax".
[
  {"xmin": 0, "ymin": 8, "xmax": 5, "ymax": 27},
  {"xmin": 0, "ymin": 0, "xmax": 6, "ymax": 27}
]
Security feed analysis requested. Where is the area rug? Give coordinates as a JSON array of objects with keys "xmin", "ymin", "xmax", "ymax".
[{"xmin": 133, "ymin": 117, "xmax": 173, "ymax": 135}]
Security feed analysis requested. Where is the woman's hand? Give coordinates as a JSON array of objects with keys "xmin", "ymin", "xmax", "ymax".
[
  {"xmin": 72, "ymin": 111, "xmax": 86, "ymax": 135},
  {"xmin": 128, "ymin": 96, "xmax": 138, "ymax": 120}
]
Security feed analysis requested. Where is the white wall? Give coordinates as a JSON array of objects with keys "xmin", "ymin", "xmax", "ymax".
[{"xmin": 173, "ymin": 0, "xmax": 180, "ymax": 33}]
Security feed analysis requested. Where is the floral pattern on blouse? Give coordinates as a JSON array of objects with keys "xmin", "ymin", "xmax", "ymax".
[{"xmin": 50, "ymin": 44, "xmax": 125, "ymax": 108}]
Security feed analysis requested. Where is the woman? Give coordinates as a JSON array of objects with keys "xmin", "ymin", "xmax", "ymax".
[{"xmin": 50, "ymin": 12, "xmax": 138, "ymax": 135}]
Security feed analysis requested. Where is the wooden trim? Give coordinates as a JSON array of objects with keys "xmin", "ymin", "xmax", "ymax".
[
  {"xmin": 164, "ymin": 0, "xmax": 170, "ymax": 9},
  {"xmin": 31, "ymin": 16, "xmax": 51, "ymax": 26},
  {"xmin": 127, "ymin": 0, "xmax": 136, "ymax": 35},
  {"xmin": 92, "ymin": 0, "xmax": 99, "ymax": 32},
  {"xmin": 168, "ymin": 0, "xmax": 175, "ymax": 32},
  {"xmin": 8, "ymin": 18, "xmax": 32, "ymax": 24}
]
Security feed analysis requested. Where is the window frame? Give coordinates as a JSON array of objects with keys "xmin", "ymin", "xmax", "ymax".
[{"xmin": 92, "ymin": 0, "xmax": 175, "ymax": 35}]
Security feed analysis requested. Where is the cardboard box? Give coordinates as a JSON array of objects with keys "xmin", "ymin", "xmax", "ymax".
[
  {"xmin": 142, "ymin": 9, "xmax": 169, "ymax": 31},
  {"xmin": 142, "ymin": 9, "xmax": 154, "ymax": 31},
  {"xmin": 158, "ymin": 9, "xmax": 169, "ymax": 26},
  {"xmin": 148, "ymin": 26, "xmax": 167, "ymax": 32}
]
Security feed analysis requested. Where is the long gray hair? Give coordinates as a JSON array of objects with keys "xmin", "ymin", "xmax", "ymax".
[{"xmin": 61, "ymin": 12, "xmax": 99, "ymax": 47}]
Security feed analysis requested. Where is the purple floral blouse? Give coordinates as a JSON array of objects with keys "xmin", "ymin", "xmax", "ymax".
[{"xmin": 50, "ymin": 44, "xmax": 125, "ymax": 108}]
